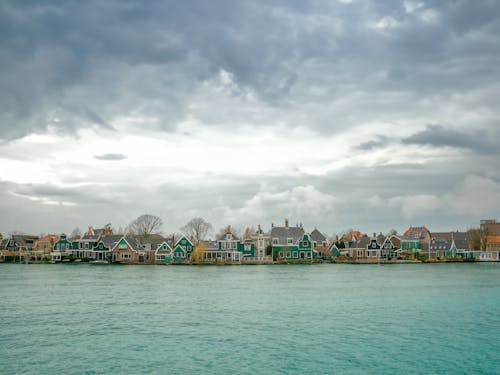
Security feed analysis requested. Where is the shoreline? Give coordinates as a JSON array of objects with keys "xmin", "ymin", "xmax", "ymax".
[{"xmin": 0, "ymin": 259, "xmax": 497, "ymax": 265}]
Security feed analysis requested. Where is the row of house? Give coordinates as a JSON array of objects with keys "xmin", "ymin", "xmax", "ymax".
[
  {"xmin": 336, "ymin": 224, "xmax": 500, "ymax": 262},
  {"xmin": 1, "ymin": 219, "xmax": 499, "ymax": 264}
]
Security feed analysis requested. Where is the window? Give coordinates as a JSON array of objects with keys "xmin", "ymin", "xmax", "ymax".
[
  {"xmin": 292, "ymin": 251, "xmax": 298, "ymax": 258},
  {"xmin": 302, "ymin": 241, "xmax": 309, "ymax": 247},
  {"xmin": 273, "ymin": 238, "xmax": 279, "ymax": 245},
  {"xmin": 287, "ymin": 238, "xmax": 293, "ymax": 244},
  {"xmin": 286, "ymin": 251, "xmax": 291, "ymax": 258},
  {"xmin": 313, "ymin": 241, "xmax": 317, "ymax": 248},
  {"xmin": 221, "ymin": 242, "xmax": 226, "ymax": 249},
  {"xmin": 306, "ymin": 251, "xmax": 312, "ymax": 258}
]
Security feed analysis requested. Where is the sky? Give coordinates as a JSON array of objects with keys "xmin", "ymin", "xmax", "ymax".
[{"xmin": 1, "ymin": 0, "xmax": 499, "ymax": 238}]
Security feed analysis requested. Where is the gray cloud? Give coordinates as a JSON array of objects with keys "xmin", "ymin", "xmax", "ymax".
[
  {"xmin": 94, "ymin": 153, "xmax": 127, "ymax": 161},
  {"xmin": 0, "ymin": 1, "xmax": 499, "ymax": 236},
  {"xmin": 0, "ymin": 1, "xmax": 499, "ymax": 140},
  {"xmin": 403, "ymin": 124, "xmax": 498, "ymax": 154},
  {"xmin": 357, "ymin": 136, "xmax": 391, "ymax": 150}
]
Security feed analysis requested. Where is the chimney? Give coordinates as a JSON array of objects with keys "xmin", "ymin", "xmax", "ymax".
[{"xmin": 285, "ymin": 219, "xmax": 289, "ymax": 228}]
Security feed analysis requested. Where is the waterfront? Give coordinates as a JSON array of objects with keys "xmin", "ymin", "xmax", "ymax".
[{"xmin": 1, "ymin": 263, "xmax": 499, "ymax": 374}]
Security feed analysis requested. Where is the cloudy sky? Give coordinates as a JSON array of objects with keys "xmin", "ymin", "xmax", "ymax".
[{"xmin": 1, "ymin": 0, "xmax": 499, "ymax": 237}]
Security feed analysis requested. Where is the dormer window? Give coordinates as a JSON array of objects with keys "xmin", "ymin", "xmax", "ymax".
[
  {"xmin": 287, "ymin": 238, "xmax": 293, "ymax": 245},
  {"xmin": 226, "ymin": 234, "xmax": 231, "ymax": 240},
  {"xmin": 273, "ymin": 238, "xmax": 279, "ymax": 245}
]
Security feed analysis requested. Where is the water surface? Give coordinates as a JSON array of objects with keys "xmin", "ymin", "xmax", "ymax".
[{"xmin": 1, "ymin": 263, "xmax": 498, "ymax": 374}]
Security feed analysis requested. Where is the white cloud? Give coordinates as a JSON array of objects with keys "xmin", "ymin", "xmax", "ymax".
[{"xmin": 404, "ymin": 1, "xmax": 425, "ymax": 14}]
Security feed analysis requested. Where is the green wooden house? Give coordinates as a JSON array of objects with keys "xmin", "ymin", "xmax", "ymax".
[
  {"xmin": 155, "ymin": 241, "xmax": 172, "ymax": 264},
  {"xmin": 172, "ymin": 236, "xmax": 194, "ymax": 263},
  {"xmin": 272, "ymin": 233, "xmax": 318, "ymax": 262}
]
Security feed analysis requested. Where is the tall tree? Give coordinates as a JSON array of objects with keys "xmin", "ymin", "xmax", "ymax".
[
  {"xmin": 467, "ymin": 227, "xmax": 488, "ymax": 250},
  {"xmin": 181, "ymin": 217, "xmax": 212, "ymax": 245},
  {"xmin": 127, "ymin": 214, "xmax": 163, "ymax": 238}
]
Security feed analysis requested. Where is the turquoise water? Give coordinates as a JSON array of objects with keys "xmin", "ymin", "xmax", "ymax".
[{"xmin": 0, "ymin": 263, "xmax": 498, "ymax": 374}]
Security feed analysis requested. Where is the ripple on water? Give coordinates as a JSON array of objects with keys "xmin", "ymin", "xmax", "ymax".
[{"xmin": 0, "ymin": 263, "xmax": 499, "ymax": 374}]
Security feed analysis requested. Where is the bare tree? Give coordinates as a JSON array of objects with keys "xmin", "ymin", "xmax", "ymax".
[
  {"xmin": 70, "ymin": 227, "xmax": 82, "ymax": 239},
  {"xmin": 127, "ymin": 214, "xmax": 163, "ymax": 238},
  {"xmin": 181, "ymin": 217, "xmax": 213, "ymax": 245},
  {"xmin": 467, "ymin": 227, "xmax": 488, "ymax": 250}
]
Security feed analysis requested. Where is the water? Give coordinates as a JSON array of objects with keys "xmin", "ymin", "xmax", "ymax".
[{"xmin": 0, "ymin": 263, "xmax": 498, "ymax": 374}]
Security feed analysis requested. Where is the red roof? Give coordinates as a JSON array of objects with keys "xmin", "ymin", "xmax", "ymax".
[
  {"xmin": 342, "ymin": 230, "xmax": 365, "ymax": 241},
  {"xmin": 403, "ymin": 226, "xmax": 430, "ymax": 238}
]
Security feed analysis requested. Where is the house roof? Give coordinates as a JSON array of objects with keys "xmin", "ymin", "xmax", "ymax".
[
  {"xmin": 136, "ymin": 236, "xmax": 167, "ymax": 250},
  {"xmin": 486, "ymin": 235, "xmax": 500, "ymax": 244},
  {"xmin": 452, "ymin": 232, "xmax": 468, "ymax": 249},
  {"xmin": 270, "ymin": 225, "xmax": 305, "ymax": 245},
  {"xmin": 34, "ymin": 234, "xmax": 59, "ymax": 245},
  {"xmin": 354, "ymin": 236, "xmax": 371, "ymax": 248},
  {"xmin": 430, "ymin": 237, "xmax": 451, "ymax": 251},
  {"xmin": 341, "ymin": 230, "xmax": 365, "ymax": 242},
  {"xmin": 82, "ymin": 233, "xmax": 100, "ymax": 241},
  {"xmin": 431, "ymin": 231, "xmax": 468, "ymax": 250},
  {"xmin": 310, "ymin": 228, "xmax": 327, "ymax": 243},
  {"xmin": 403, "ymin": 226, "xmax": 430, "ymax": 238},
  {"xmin": 99, "ymin": 235, "xmax": 124, "ymax": 249}
]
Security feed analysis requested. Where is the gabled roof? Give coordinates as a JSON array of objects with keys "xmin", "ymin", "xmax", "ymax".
[
  {"xmin": 310, "ymin": 229, "xmax": 327, "ymax": 243},
  {"xmin": 429, "ymin": 237, "xmax": 451, "ymax": 251},
  {"xmin": 452, "ymin": 232, "xmax": 468, "ymax": 250},
  {"xmin": 109, "ymin": 236, "xmax": 142, "ymax": 252},
  {"xmin": 354, "ymin": 236, "xmax": 370, "ymax": 248},
  {"xmin": 155, "ymin": 241, "xmax": 172, "ymax": 253},
  {"xmin": 175, "ymin": 235, "xmax": 193, "ymax": 247},
  {"xmin": 270, "ymin": 225, "xmax": 305, "ymax": 245},
  {"xmin": 403, "ymin": 226, "xmax": 430, "ymax": 239},
  {"xmin": 381, "ymin": 236, "xmax": 398, "ymax": 249},
  {"xmin": 100, "ymin": 235, "xmax": 124, "ymax": 249},
  {"xmin": 82, "ymin": 233, "xmax": 100, "ymax": 241}
]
